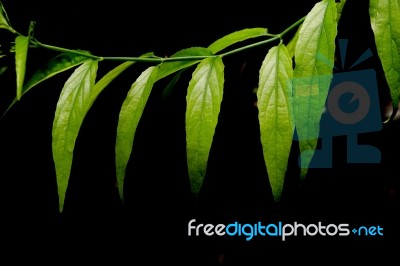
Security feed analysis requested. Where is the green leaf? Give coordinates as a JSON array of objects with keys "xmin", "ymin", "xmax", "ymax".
[
  {"xmin": 257, "ymin": 44, "xmax": 294, "ymax": 202},
  {"xmin": 370, "ymin": 0, "xmax": 400, "ymax": 108},
  {"xmin": 52, "ymin": 60, "xmax": 98, "ymax": 212},
  {"xmin": 0, "ymin": 2, "xmax": 13, "ymax": 31},
  {"xmin": 15, "ymin": 35, "xmax": 30, "ymax": 100},
  {"xmin": 292, "ymin": 0, "xmax": 337, "ymax": 178},
  {"xmin": 208, "ymin": 28, "xmax": 268, "ymax": 54},
  {"xmin": 115, "ymin": 66, "xmax": 159, "ymax": 201},
  {"xmin": 336, "ymin": 0, "xmax": 347, "ymax": 22},
  {"xmin": 156, "ymin": 47, "xmax": 213, "ymax": 81},
  {"xmin": 186, "ymin": 56, "xmax": 224, "ymax": 195},
  {"xmin": 23, "ymin": 52, "xmax": 91, "ymax": 97},
  {"xmin": 286, "ymin": 24, "xmax": 302, "ymax": 59},
  {"xmin": 3, "ymin": 52, "xmax": 91, "ymax": 117}
]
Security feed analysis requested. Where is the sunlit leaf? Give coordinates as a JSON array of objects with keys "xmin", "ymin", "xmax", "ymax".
[
  {"xmin": 257, "ymin": 44, "xmax": 294, "ymax": 202},
  {"xmin": 15, "ymin": 35, "xmax": 29, "ymax": 100},
  {"xmin": 186, "ymin": 56, "xmax": 224, "ymax": 195},
  {"xmin": 208, "ymin": 28, "xmax": 268, "ymax": 54},
  {"xmin": 115, "ymin": 66, "xmax": 158, "ymax": 201},
  {"xmin": 0, "ymin": 2, "xmax": 13, "ymax": 31},
  {"xmin": 370, "ymin": 0, "xmax": 400, "ymax": 109},
  {"xmin": 52, "ymin": 60, "xmax": 98, "ymax": 212},
  {"xmin": 292, "ymin": 0, "xmax": 337, "ymax": 178},
  {"xmin": 156, "ymin": 47, "xmax": 213, "ymax": 81},
  {"xmin": 286, "ymin": 24, "xmax": 302, "ymax": 59}
]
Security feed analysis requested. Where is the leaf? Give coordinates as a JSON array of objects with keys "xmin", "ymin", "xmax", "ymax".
[
  {"xmin": 15, "ymin": 35, "xmax": 30, "ymax": 100},
  {"xmin": 23, "ymin": 52, "xmax": 92, "ymax": 97},
  {"xmin": 292, "ymin": 0, "xmax": 337, "ymax": 178},
  {"xmin": 115, "ymin": 66, "xmax": 158, "ymax": 201},
  {"xmin": 208, "ymin": 28, "xmax": 268, "ymax": 54},
  {"xmin": 156, "ymin": 47, "xmax": 213, "ymax": 81},
  {"xmin": 3, "ymin": 52, "xmax": 91, "ymax": 117},
  {"xmin": 257, "ymin": 44, "xmax": 294, "ymax": 202},
  {"xmin": 0, "ymin": 2, "xmax": 13, "ymax": 31},
  {"xmin": 52, "ymin": 60, "xmax": 98, "ymax": 212},
  {"xmin": 336, "ymin": 0, "xmax": 347, "ymax": 22},
  {"xmin": 286, "ymin": 24, "xmax": 302, "ymax": 59},
  {"xmin": 186, "ymin": 56, "xmax": 224, "ymax": 195},
  {"xmin": 370, "ymin": 0, "xmax": 400, "ymax": 109}
]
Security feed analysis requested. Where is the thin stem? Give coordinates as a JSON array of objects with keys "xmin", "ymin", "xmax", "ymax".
[
  {"xmin": 31, "ymin": 16, "xmax": 306, "ymax": 63},
  {"xmin": 33, "ymin": 41, "xmax": 103, "ymax": 60},
  {"xmin": 101, "ymin": 55, "xmax": 215, "ymax": 62},
  {"xmin": 220, "ymin": 36, "xmax": 280, "ymax": 57},
  {"xmin": 219, "ymin": 16, "xmax": 305, "ymax": 58},
  {"xmin": 265, "ymin": 32, "xmax": 279, "ymax": 37}
]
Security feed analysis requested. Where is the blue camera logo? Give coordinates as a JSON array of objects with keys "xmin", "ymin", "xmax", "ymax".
[{"xmin": 296, "ymin": 39, "xmax": 382, "ymax": 168}]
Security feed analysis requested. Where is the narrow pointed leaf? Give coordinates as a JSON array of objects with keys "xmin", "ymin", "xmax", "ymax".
[
  {"xmin": 115, "ymin": 66, "xmax": 158, "ymax": 201},
  {"xmin": 52, "ymin": 60, "xmax": 98, "ymax": 212},
  {"xmin": 23, "ymin": 52, "xmax": 91, "ymax": 97},
  {"xmin": 292, "ymin": 0, "xmax": 337, "ymax": 178},
  {"xmin": 156, "ymin": 47, "xmax": 212, "ymax": 81},
  {"xmin": 336, "ymin": 0, "xmax": 347, "ymax": 22},
  {"xmin": 0, "ymin": 2, "xmax": 13, "ymax": 31},
  {"xmin": 15, "ymin": 35, "xmax": 29, "ymax": 100},
  {"xmin": 4, "ymin": 53, "xmax": 91, "ymax": 116},
  {"xmin": 186, "ymin": 56, "xmax": 224, "ymax": 195},
  {"xmin": 370, "ymin": 0, "xmax": 400, "ymax": 108},
  {"xmin": 208, "ymin": 28, "xmax": 268, "ymax": 54},
  {"xmin": 4, "ymin": 52, "xmax": 152, "ymax": 116},
  {"xmin": 257, "ymin": 44, "xmax": 294, "ymax": 202}
]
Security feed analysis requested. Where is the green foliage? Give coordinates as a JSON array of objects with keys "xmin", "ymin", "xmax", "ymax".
[
  {"xmin": 0, "ymin": 1, "xmax": 13, "ymax": 31},
  {"xmin": 15, "ymin": 21, "xmax": 35, "ymax": 100},
  {"xmin": 15, "ymin": 35, "xmax": 29, "ymax": 100},
  {"xmin": 52, "ymin": 60, "xmax": 98, "ymax": 212},
  {"xmin": 292, "ymin": 0, "xmax": 338, "ymax": 178},
  {"xmin": 369, "ymin": 0, "xmax": 400, "ymax": 109},
  {"xmin": 156, "ymin": 47, "xmax": 213, "ymax": 81},
  {"xmin": 257, "ymin": 43, "xmax": 294, "ymax": 201},
  {"xmin": 23, "ymin": 53, "xmax": 92, "ymax": 97},
  {"xmin": 0, "ymin": 0, "xmax": 396, "ymax": 212},
  {"xmin": 5, "ymin": 52, "xmax": 91, "ymax": 114},
  {"xmin": 336, "ymin": 0, "xmax": 347, "ymax": 22},
  {"xmin": 116, "ymin": 65, "xmax": 158, "ymax": 201},
  {"xmin": 186, "ymin": 56, "xmax": 224, "ymax": 195},
  {"xmin": 207, "ymin": 28, "xmax": 268, "ymax": 54}
]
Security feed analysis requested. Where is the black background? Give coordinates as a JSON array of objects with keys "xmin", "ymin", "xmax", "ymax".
[{"xmin": 0, "ymin": 0, "xmax": 399, "ymax": 264}]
